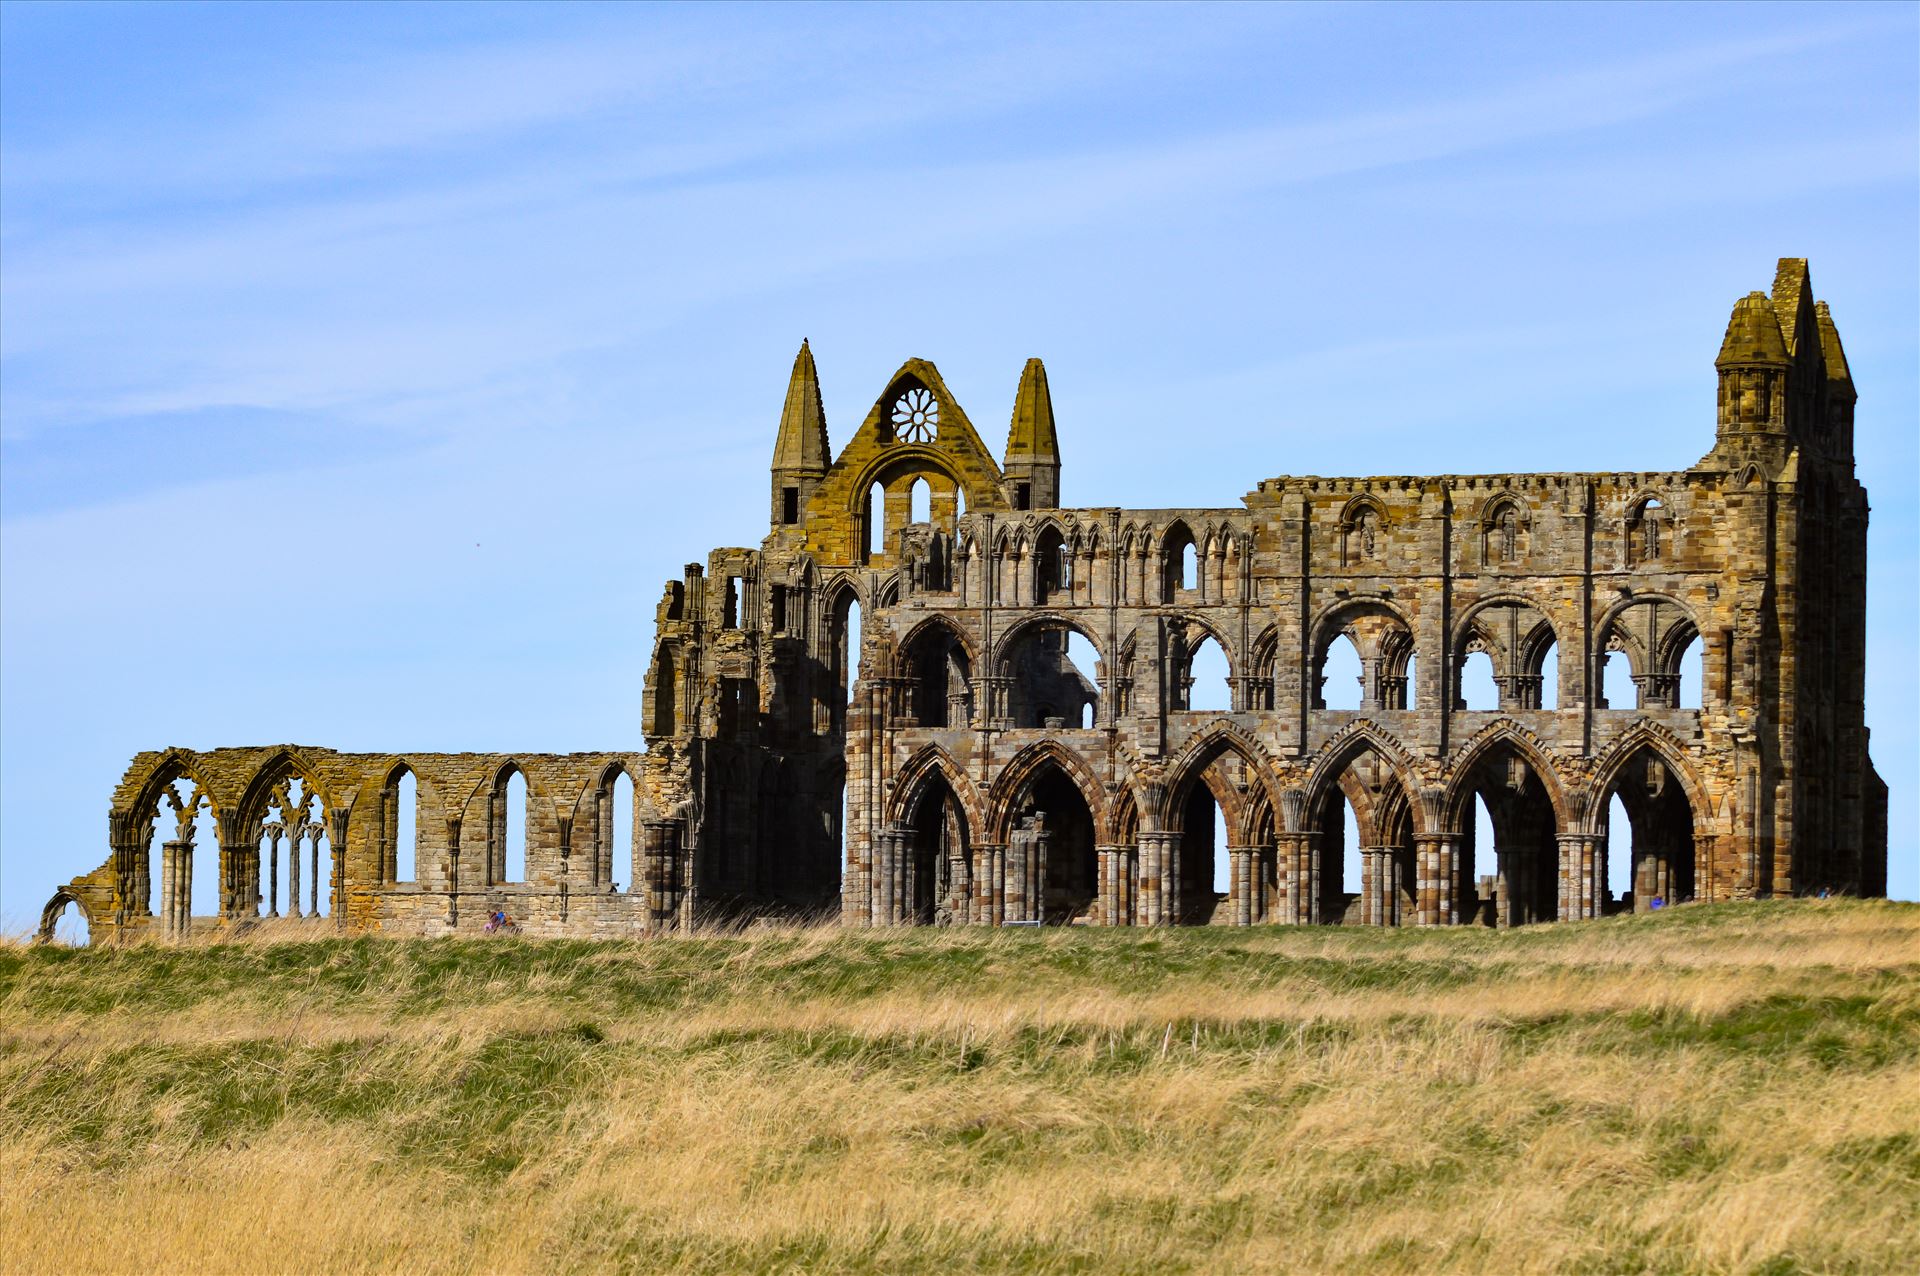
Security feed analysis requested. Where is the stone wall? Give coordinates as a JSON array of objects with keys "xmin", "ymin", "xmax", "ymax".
[{"xmin": 43, "ymin": 259, "xmax": 1885, "ymax": 942}]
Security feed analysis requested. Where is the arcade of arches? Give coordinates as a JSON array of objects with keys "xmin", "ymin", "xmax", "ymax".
[{"xmin": 42, "ymin": 262, "xmax": 1885, "ymax": 942}]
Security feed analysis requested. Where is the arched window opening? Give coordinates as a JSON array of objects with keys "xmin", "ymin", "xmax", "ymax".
[
  {"xmin": 143, "ymin": 776, "xmax": 219, "ymax": 934},
  {"xmin": 653, "ymin": 650, "xmax": 677, "ymax": 736},
  {"xmin": 1676, "ymin": 632, "xmax": 1702, "ymax": 709},
  {"xmin": 839, "ymin": 597, "xmax": 863, "ymax": 700},
  {"xmin": 1160, "ymin": 524, "xmax": 1197, "ymax": 601},
  {"xmin": 910, "ymin": 478, "xmax": 930, "ymax": 524},
  {"xmin": 1035, "ymin": 526, "xmax": 1067, "ymax": 606},
  {"xmin": 1459, "ymin": 651, "xmax": 1499, "ymax": 711},
  {"xmin": 494, "ymin": 768, "xmax": 528, "ymax": 886},
  {"xmin": 957, "ymin": 486, "xmax": 967, "ymax": 519},
  {"xmin": 606, "ymin": 770, "xmax": 634, "ymax": 891},
  {"xmin": 1183, "ymin": 632, "xmax": 1232, "ymax": 713},
  {"xmin": 865, "ymin": 482, "xmax": 884, "ymax": 562},
  {"xmin": 1175, "ymin": 781, "xmax": 1221, "ymax": 925},
  {"xmin": 902, "ymin": 623, "xmax": 971, "ymax": 728},
  {"xmin": 258, "ymin": 775, "xmax": 329, "ymax": 920},
  {"xmin": 50, "ymin": 899, "xmax": 89, "ymax": 946},
  {"xmin": 390, "ymin": 768, "xmax": 417, "ymax": 883},
  {"xmin": 1026, "ymin": 765, "xmax": 1097, "ymax": 924},
  {"xmin": 1401, "ymin": 653, "xmax": 1418, "ymax": 711},
  {"xmin": 1607, "ymin": 794, "xmax": 1634, "ymax": 904},
  {"xmin": 1214, "ymin": 798, "xmax": 1230, "ymax": 901},
  {"xmin": 1340, "ymin": 796, "xmax": 1363, "ymax": 924},
  {"xmin": 1004, "ymin": 622, "xmax": 1099, "ymax": 729},
  {"xmin": 1601, "ymin": 650, "xmax": 1636, "ymax": 709},
  {"xmin": 1538, "ymin": 641, "xmax": 1560, "ymax": 711},
  {"xmin": 1320, "ymin": 635, "xmax": 1364, "ymax": 711},
  {"xmin": 1065, "ymin": 631, "xmax": 1101, "ymax": 727},
  {"xmin": 1602, "ymin": 750, "xmax": 1696, "ymax": 913},
  {"xmin": 1466, "ymin": 793, "xmax": 1497, "ymax": 926},
  {"xmin": 1459, "ymin": 748, "xmax": 1559, "ymax": 927}
]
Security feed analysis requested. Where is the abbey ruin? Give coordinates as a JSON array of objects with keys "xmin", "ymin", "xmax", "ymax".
[{"xmin": 41, "ymin": 259, "xmax": 1887, "ymax": 942}]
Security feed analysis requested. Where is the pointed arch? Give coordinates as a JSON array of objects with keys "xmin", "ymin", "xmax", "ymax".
[
  {"xmin": 887, "ymin": 743, "xmax": 986, "ymax": 836},
  {"xmin": 237, "ymin": 746, "xmax": 337, "ymax": 832},
  {"xmin": 1440, "ymin": 719, "xmax": 1574, "ymax": 833},
  {"xmin": 986, "ymin": 740, "xmax": 1108, "ymax": 844},
  {"xmin": 119, "ymin": 748, "xmax": 225, "ymax": 825},
  {"xmin": 1302, "ymin": 720, "xmax": 1424, "ymax": 833},
  {"xmin": 1158, "ymin": 719, "xmax": 1281, "ymax": 830},
  {"xmin": 1586, "ymin": 722, "xmax": 1714, "ymax": 837}
]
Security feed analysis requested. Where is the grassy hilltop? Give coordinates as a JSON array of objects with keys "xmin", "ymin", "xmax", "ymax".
[{"xmin": 3, "ymin": 900, "xmax": 1917, "ymax": 1276}]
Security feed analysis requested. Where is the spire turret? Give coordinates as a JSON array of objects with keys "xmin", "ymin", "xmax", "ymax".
[
  {"xmin": 1001, "ymin": 357, "xmax": 1060, "ymax": 510},
  {"xmin": 771, "ymin": 340, "xmax": 830, "ymax": 527}
]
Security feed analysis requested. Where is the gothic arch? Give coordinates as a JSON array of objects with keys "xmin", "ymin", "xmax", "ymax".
[
  {"xmin": 986, "ymin": 740, "xmax": 1107, "ymax": 844},
  {"xmin": 892, "ymin": 614, "xmax": 980, "ymax": 677},
  {"xmin": 35, "ymin": 890, "xmax": 91, "ymax": 945},
  {"xmin": 1158, "ymin": 720, "xmax": 1280, "ymax": 833},
  {"xmin": 121, "ymin": 748, "xmax": 225, "ymax": 825},
  {"xmin": 236, "ymin": 746, "xmax": 337, "ymax": 833},
  {"xmin": 1301, "ymin": 721, "xmax": 1424, "ymax": 834},
  {"xmin": 887, "ymin": 743, "xmax": 986, "ymax": 835},
  {"xmin": 1440, "ymin": 719, "xmax": 1575, "ymax": 833},
  {"xmin": 1585, "ymin": 722, "xmax": 1715, "ymax": 837},
  {"xmin": 989, "ymin": 611, "xmax": 1105, "ymax": 672}
]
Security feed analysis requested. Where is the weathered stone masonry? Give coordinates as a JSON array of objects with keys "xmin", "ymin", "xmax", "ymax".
[{"xmin": 41, "ymin": 259, "xmax": 1886, "ymax": 941}]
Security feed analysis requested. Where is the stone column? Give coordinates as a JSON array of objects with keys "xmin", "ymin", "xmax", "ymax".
[
  {"xmin": 287, "ymin": 827, "xmax": 304, "ymax": 919},
  {"xmin": 1274, "ymin": 832, "xmax": 1313, "ymax": 925},
  {"xmin": 446, "ymin": 817, "xmax": 463, "ymax": 930},
  {"xmin": 161, "ymin": 840, "xmax": 191, "ymax": 941},
  {"xmin": 265, "ymin": 831, "xmax": 282, "ymax": 917},
  {"xmin": 309, "ymin": 822, "xmax": 324, "ymax": 918},
  {"xmin": 1410, "ymin": 833, "xmax": 1455, "ymax": 926},
  {"xmin": 220, "ymin": 843, "xmax": 252, "ymax": 923},
  {"xmin": 1028, "ymin": 824, "xmax": 1051, "ymax": 924},
  {"xmin": 642, "ymin": 818, "xmax": 684, "ymax": 932},
  {"xmin": 1360, "ymin": 847, "xmax": 1398, "ymax": 926},
  {"xmin": 1557, "ymin": 833, "xmax": 1603, "ymax": 921},
  {"xmin": 1230, "ymin": 847, "xmax": 1252, "ymax": 925},
  {"xmin": 876, "ymin": 822, "xmax": 913, "ymax": 925},
  {"xmin": 1138, "ymin": 831, "xmax": 1179, "ymax": 925},
  {"xmin": 328, "ymin": 808, "xmax": 348, "ymax": 928},
  {"xmin": 974, "ymin": 843, "xmax": 1005, "ymax": 926},
  {"xmin": 1095, "ymin": 845, "xmax": 1127, "ymax": 926}
]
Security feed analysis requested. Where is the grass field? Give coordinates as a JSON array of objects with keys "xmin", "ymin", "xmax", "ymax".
[{"xmin": 3, "ymin": 899, "xmax": 1917, "ymax": 1275}]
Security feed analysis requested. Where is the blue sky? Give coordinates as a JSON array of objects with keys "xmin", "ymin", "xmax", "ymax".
[{"xmin": 2, "ymin": 0, "xmax": 1915, "ymax": 930}]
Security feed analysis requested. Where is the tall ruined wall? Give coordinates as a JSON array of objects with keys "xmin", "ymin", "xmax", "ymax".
[{"xmin": 45, "ymin": 259, "xmax": 1883, "ymax": 943}]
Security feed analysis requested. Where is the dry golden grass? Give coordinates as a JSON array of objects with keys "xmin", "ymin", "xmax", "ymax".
[{"xmin": 3, "ymin": 898, "xmax": 1916, "ymax": 1275}]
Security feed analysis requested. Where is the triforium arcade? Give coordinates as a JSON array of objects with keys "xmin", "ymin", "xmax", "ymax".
[{"xmin": 42, "ymin": 259, "xmax": 1886, "ymax": 942}]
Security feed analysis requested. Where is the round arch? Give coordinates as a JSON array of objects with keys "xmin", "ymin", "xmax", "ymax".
[{"xmin": 36, "ymin": 890, "xmax": 91, "ymax": 945}]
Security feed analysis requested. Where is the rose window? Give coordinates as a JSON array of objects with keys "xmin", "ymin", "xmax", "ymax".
[{"xmin": 892, "ymin": 387, "xmax": 939, "ymax": 442}]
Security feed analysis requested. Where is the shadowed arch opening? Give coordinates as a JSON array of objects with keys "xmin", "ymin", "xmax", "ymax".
[
  {"xmin": 1600, "ymin": 745, "xmax": 1698, "ymax": 912},
  {"xmin": 1313, "ymin": 602, "xmax": 1412, "ymax": 712},
  {"xmin": 1304, "ymin": 740, "xmax": 1415, "ymax": 926},
  {"xmin": 899, "ymin": 619, "xmax": 972, "ymax": 728},
  {"xmin": 999, "ymin": 618, "xmax": 1100, "ymax": 729},
  {"xmin": 41, "ymin": 894, "xmax": 90, "ymax": 946},
  {"xmin": 1448, "ymin": 739, "xmax": 1560, "ymax": 926},
  {"xmin": 1017, "ymin": 761, "xmax": 1097, "ymax": 924}
]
